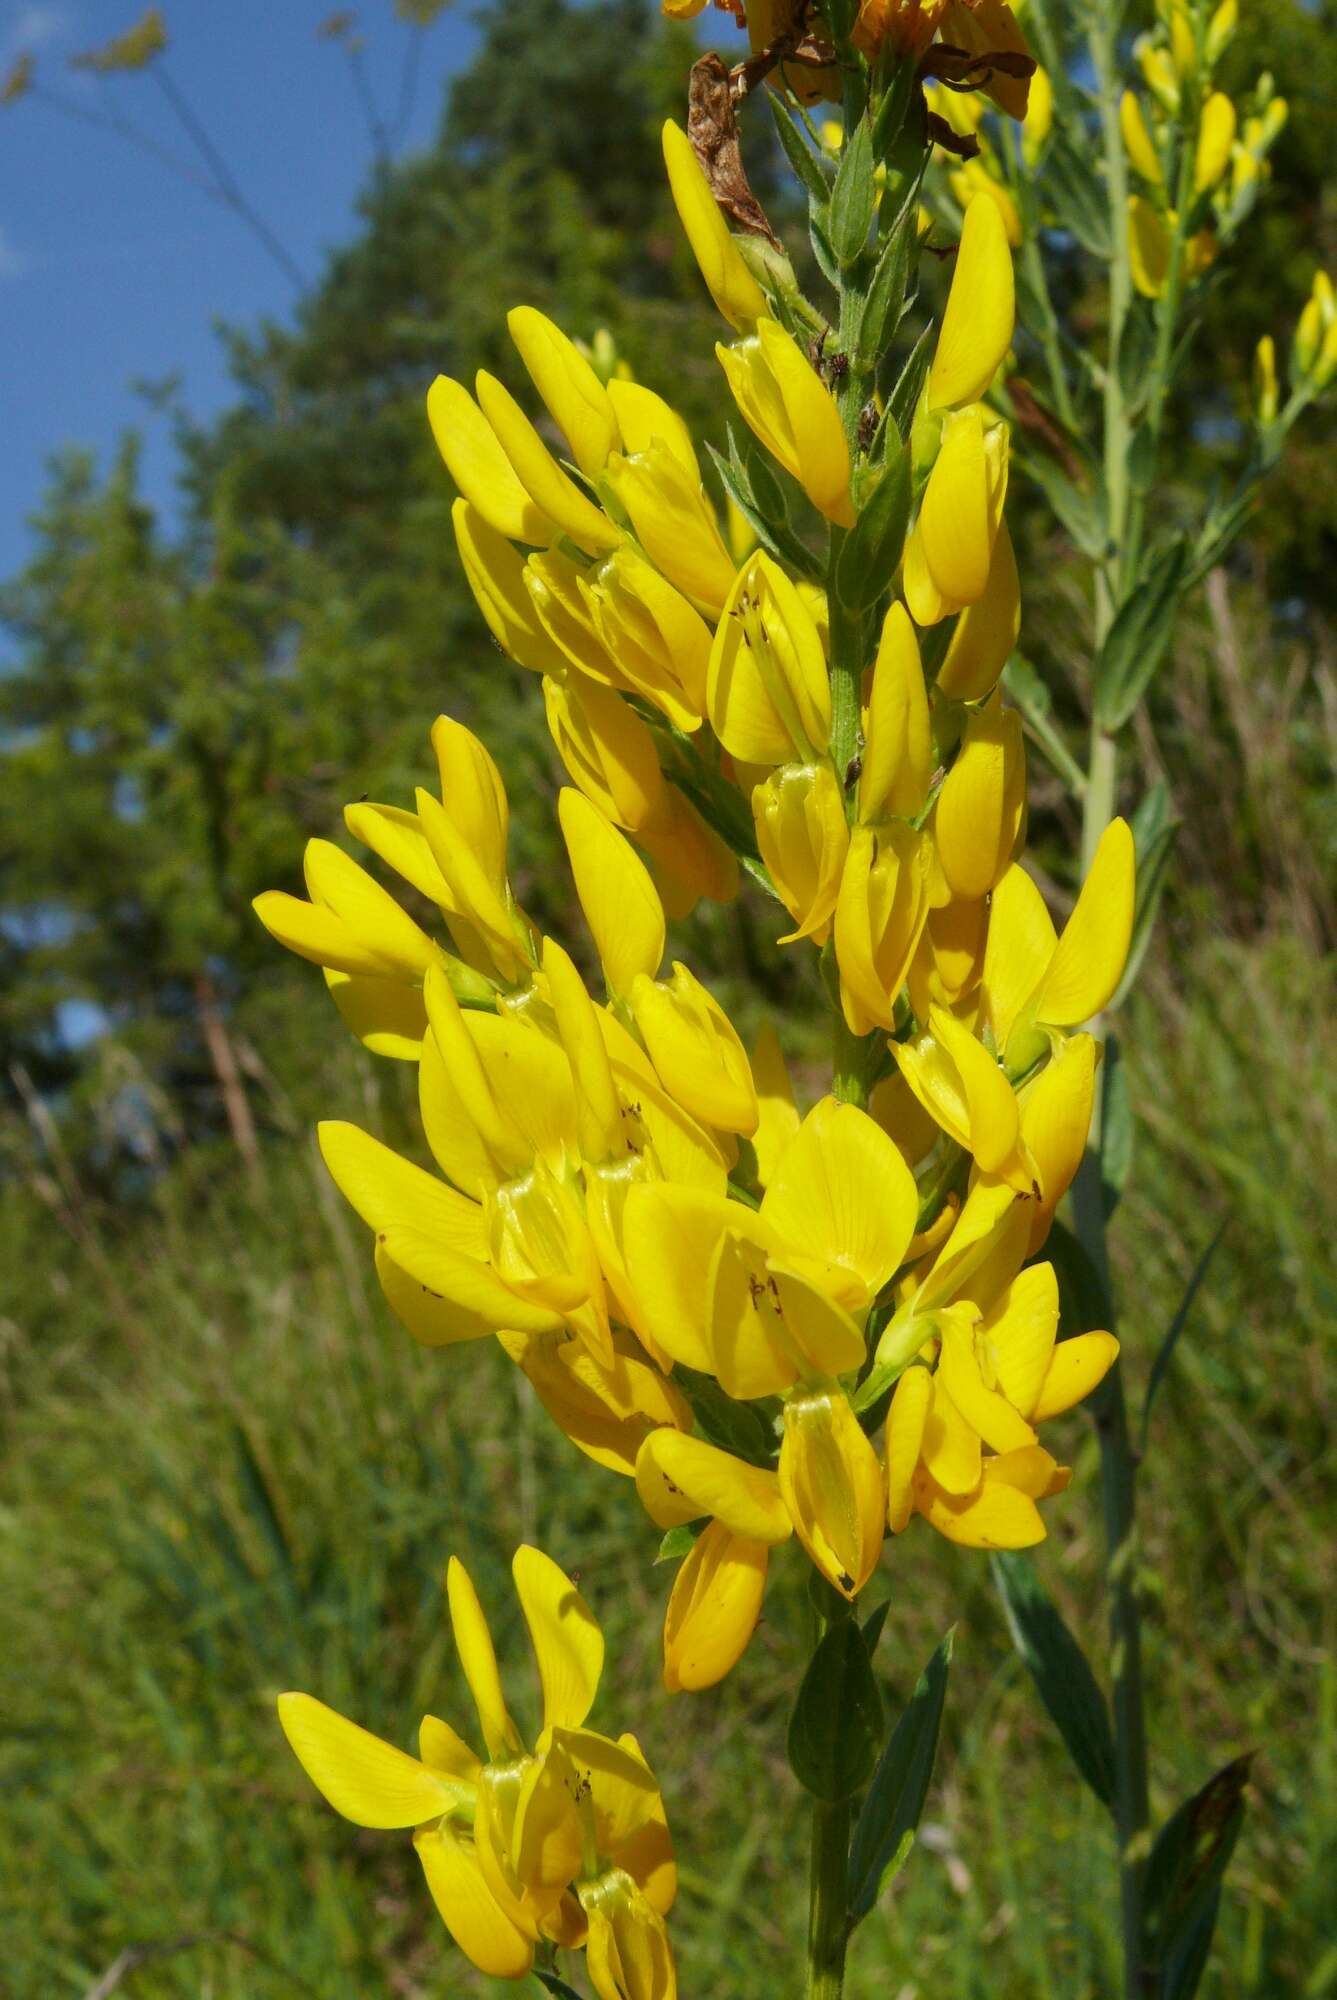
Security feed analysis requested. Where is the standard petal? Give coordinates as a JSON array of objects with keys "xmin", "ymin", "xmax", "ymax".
[
  {"xmin": 317, "ymin": 1120, "xmax": 487, "ymax": 1258},
  {"xmin": 512, "ymin": 1545, "xmax": 605, "ymax": 1735},
  {"xmin": 885, "ymin": 1364, "xmax": 933, "ymax": 1533},
  {"xmin": 508, "ymin": 305, "xmax": 620, "ymax": 478},
  {"xmin": 981, "ymin": 861, "xmax": 1058, "ymax": 1056},
  {"xmin": 427, "ymin": 373, "xmax": 555, "ymax": 544},
  {"xmin": 277, "ymin": 1693, "xmax": 464, "ymax": 1829},
  {"xmin": 559, "ymin": 788, "xmax": 666, "ymax": 994},
  {"xmin": 984, "ymin": 1262, "xmax": 1060, "ymax": 1417},
  {"xmin": 1030, "ymin": 817, "xmax": 1136, "ymax": 1028},
  {"xmin": 446, "ymin": 1558, "xmax": 525, "ymax": 1761},
  {"xmin": 937, "ymin": 1314, "xmax": 1038, "ymax": 1455},
  {"xmin": 1030, "ymin": 1331, "xmax": 1120, "ymax": 1421},
  {"xmin": 475, "ymin": 368, "xmax": 622, "ymax": 555},
  {"xmin": 761, "ymin": 1095, "xmax": 918, "ymax": 1305}
]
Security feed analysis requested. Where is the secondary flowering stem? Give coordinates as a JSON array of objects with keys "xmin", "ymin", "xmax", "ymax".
[{"xmin": 807, "ymin": 1794, "xmax": 851, "ymax": 2000}]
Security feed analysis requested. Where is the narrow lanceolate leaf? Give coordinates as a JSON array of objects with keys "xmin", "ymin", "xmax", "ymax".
[
  {"xmin": 768, "ymin": 92, "xmax": 833, "ymax": 207},
  {"xmin": 787, "ymin": 1618, "xmax": 883, "ymax": 1803},
  {"xmin": 1002, "ymin": 655, "xmax": 1088, "ymax": 794},
  {"xmin": 881, "ymin": 322, "xmax": 934, "ymax": 448},
  {"xmin": 1142, "ymin": 1755, "xmax": 1252, "ymax": 1998},
  {"xmin": 991, "ymin": 1553, "xmax": 1116, "ymax": 1811},
  {"xmin": 853, "ymin": 176, "xmax": 921, "ymax": 372},
  {"xmin": 1139, "ymin": 1216, "xmax": 1230, "ymax": 1453},
  {"xmin": 828, "ymin": 116, "xmax": 877, "ymax": 268},
  {"xmin": 1043, "ymin": 137, "xmax": 1112, "ymax": 256},
  {"xmin": 533, "ymin": 1971, "xmax": 585, "ymax": 2000},
  {"xmin": 707, "ymin": 443, "xmax": 817, "ymax": 580},
  {"xmin": 1100, "ymin": 1034, "xmax": 1133, "ymax": 1218},
  {"xmin": 1094, "ymin": 540, "xmax": 1189, "ymax": 729},
  {"xmin": 861, "ymin": 1597, "xmax": 891, "ymax": 1657},
  {"xmin": 847, "ymin": 1628, "xmax": 954, "ymax": 1924},
  {"xmin": 834, "ymin": 443, "xmax": 913, "ymax": 613},
  {"xmin": 1112, "ymin": 779, "xmax": 1179, "ymax": 1008}
]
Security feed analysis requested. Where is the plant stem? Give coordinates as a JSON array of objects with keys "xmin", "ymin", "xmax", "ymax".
[
  {"xmin": 807, "ymin": 1796, "xmax": 851, "ymax": 2000},
  {"xmin": 1082, "ymin": 9, "xmax": 1155, "ymax": 1993}
]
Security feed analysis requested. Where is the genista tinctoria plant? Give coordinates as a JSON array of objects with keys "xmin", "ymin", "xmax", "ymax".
[{"xmin": 255, "ymin": 0, "xmax": 1331, "ymax": 1991}]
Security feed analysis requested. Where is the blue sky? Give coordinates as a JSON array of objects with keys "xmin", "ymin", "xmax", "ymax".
[{"xmin": 0, "ymin": 0, "xmax": 482, "ymax": 598}]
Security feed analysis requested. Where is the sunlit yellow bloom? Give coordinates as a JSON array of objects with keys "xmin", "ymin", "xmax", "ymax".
[
  {"xmin": 279, "ymin": 1548, "xmax": 674, "ymax": 1994},
  {"xmin": 927, "ymin": 195, "xmax": 1016, "ymax": 413},
  {"xmin": 933, "ymin": 689, "xmax": 1026, "ymax": 899},
  {"xmin": 604, "ymin": 440, "xmax": 737, "ymax": 616},
  {"xmin": 507, "ymin": 305, "xmax": 621, "ymax": 479},
  {"xmin": 452, "ymin": 500, "xmax": 569, "ymax": 676},
  {"xmin": 254, "ymin": 837, "xmax": 441, "ymax": 986},
  {"xmin": 661, "ymin": 119, "xmax": 768, "ymax": 333},
  {"xmin": 428, "ymin": 375, "xmax": 557, "ymax": 544},
  {"xmin": 859, "ymin": 602, "xmax": 933, "ymax": 824},
  {"xmin": 753, "ymin": 761, "xmax": 850, "ymax": 944},
  {"xmin": 583, "ymin": 545, "xmax": 713, "ymax": 733},
  {"xmin": 1119, "ymin": 91, "xmax": 1162, "ymax": 185},
  {"xmin": 1252, "ymin": 335, "xmax": 1278, "ymax": 426},
  {"xmin": 1128, "ymin": 194, "xmax": 1172, "ymax": 298},
  {"xmin": 475, "ymin": 369, "xmax": 623, "ymax": 556},
  {"xmin": 1205, "ymin": 0, "xmax": 1237, "ymax": 64},
  {"xmin": 1136, "ymin": 37, "xmax": 1180, "ymax": 114},
  {"xmin": 949, "ymin": 159, "xmax": 1022, "ymax": 249},
  {"xmin": 1022, "ymin": 66, "xmax": 1053, "ymax": 163},
  {"xmin": 606, "ymin": 378, "xmax": 700, "ymax": 477},
  {"xmin": 709, "ymin": 553, "xmax": 832, "ymax": 765},
  {"xmin": 1195, "ymin": 92, "xmax": 1237, "ymax": 194},
  {"xmin": 780, "ymin": 1386, "xmax": 886, "ymax": 1595},
  {"xmin": 630, "ymin": 963, "xmax": 759, "ymax": 1136},
  {"xmin": 904, "ymin": 407, "xmax": 1011, "ymax": 623},
  {"xmin": 544, "ymin": 670, "xmax": 666, "ymax": 833},
  {"xmin": 907, "ymin": 892, "xmax": 989, "ymax": 1022},
  {"xmin": 834, "ymin": 821, "xmax": 933, "ymax": 1034},
  {"xmin": 662, "ymin": 1521, "xmax": 770, "ymax": 1692},
  {"xmin": 717, "ymin": 319, "xmax": 854, "ymax": 527}
]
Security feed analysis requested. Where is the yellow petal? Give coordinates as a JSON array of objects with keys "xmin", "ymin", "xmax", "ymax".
[
  {"xmin": 511, "ymin": 1545, "xmax": 604, "ymax": 1735},
  {"xmin": 885, "ymin": 1364, "xmax": 933, "ymax": 1533},
  {"xmin": 431, "ymin": 715, "xmax": 511, "ymax": 896},
  {"xmin": 937, "ymin": 1313, "xmax": 1038, "ymax": 1454},
  {"xmin": 779, "ymin": 1389, "xmax": 885, "ymax": 1597},
  {"xmin": 859, "ymin": 602, "xmax": 931, "ymax": 822},
  {"xmin": 323, "ymin": 968, "xmax": 428, "ymax": 1061},
  {"xmin": 1031, "ymin": 1331, "xmax": 1120, "ymax": 1421},
  {"xmin": 663, "ymin": 1521, "xmax": 768, "ymax": 1692},
  {"xmin": 380, "ymin": 1224, "xmax": 565, "ymax": 1339},
  {"xmin": 630, "ymin": 965, "xmax": 758, "ymax": 1136},
  {"xmin": 419, "ymin": 1713, "xmax": 481, "ymax": 1779},
  {"xmin": 761, "ymin": 1095, "xmax": 918, "ymax": 1306},
  {"xmin": 508, "ymin": 305, "xmax": 620, "ymax": 478},
  {"xmin": 708, "ymin": 553, "xmax": 832, "ymax": 765},
  {"xmin": 751, "ymin": 1023, "xmax": 801, "ymax": 1187},
  {"xmin": 452, "ymin": 497, "xmax": 570, "ymax": 676},
  {"xmin": 475, "ymin": 368, "xmax": 622, "ymax": 556},
  {"xmin": 916, "ymin": 407, "xmax": 996, "ymax": 606},
  {"xmin": 983, "ymin": 1262, "xmax": 1059, "ymax": 1417},
  {"xmin": 1019, "ymin": 1033, "xmax": 1097, "ymax": 1248},
  {"xmin": 1030, "ymin": 817, "xmax": 1136, "ymax": 1027},
  {"xmin": 927, "ymin": 195, "xmax": 1015, "ymax": 411},
  {"xmin": 1195, "ymin": 91, "xmax": 1236, "ymax": 193},
  {"xmin": 935, "ymin": 519, "xmax": 1021, "ymax": 703},
  {"xmin": 317, "ymin": 1119, "xmax": 486, "ymax": 1258},
  {"xmin": 717, "ymin": 323, "xmax": 853, "ymax": 526},
  {"xmin": 1128, "ymin": 195, "xmax": 1172, "ymax": 299},
  {"xmin": 558, "ymin": 788, "xmax": 665, "ymax": 994},
  {"xmin": 308, "ymin": 839, "xmax": 442, "ymax": 973},
  {"xmin": 661, "ymin": 118, "xmax": 768, "ymax": 332},
  {"xmin": 374, "ymin": 1240, "xmax": 506, "ymax": 1348},
  {"xmin": 919, "ymin": 1372, "xmax": 983, "ymax": 1495},
  {"xmin": 981, "ymin": 861, "xmax": 1057, "ymax": 1055},
  {"xmin": 414, "ymin": 1824, "xmax": 535, "ymax": 1977},
  {"xmin": 987, "ymin": 1443, "xmax": 1071, "ymax": 1500},
  {"xmin": 637, "ymin": 783, "xmax": 740, "ymax": 917},
  {"xmin": 583, "ymin": 1875, "xmax": 677, "ymax": 2000},
  {"xmin": 934, "ymin": 691, "xmax": 1026, "ymax": 900},
  {"xmin": 635, "ymin": 1430, "xmax": 792, "ymax": 1543},
  {"xmin": 345, "ymin": 800, "xmax": 451, "ymax": 907},
  {"xmin": 603, "ymin": 440, "xmax": 737, "ymax": 618},
  {"xmin": 833, "ymin": 821, "xmax": 932, "ymax": 1034},
  {"xmin": 542, "ymin": 936, "xmax": 625, "ymax": 1163},
  {"xmin": 446, "ymin": 1558, "xmax": 525, "ymax": 1761},
  {"xmin": 1119, "ymin": 91, "xmax": 1162, "ymax": 185},
  {"xmin": 607, "ymin": 377, "xmax": 700, "ymax": 480},
  {"xmin": 427, "ymin": 373, "xmax": 556, "ymax": 544},
  {"xmin": 622, "ymin": 1185, "xmax": 748, "ymax": 1377},
  {"xmin": 277, "ymin": 1692, "xmax": 464, "ymax": 1828},
  {"xmin": 752, "ymin": 762, "xmax": 849, "ymax": 945},
  {"xmin": 912, "ymin": 1462, "xmax": 1046, "ymax": 1547},
  {"xmin": 544, "ymin": 670, "xmax": 666, "ymax": 833}
]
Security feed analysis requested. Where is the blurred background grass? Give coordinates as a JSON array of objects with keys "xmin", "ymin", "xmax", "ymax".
[{"xmin": 1, "ymin": 0, "xmax": 1335, "ymax": 1993}]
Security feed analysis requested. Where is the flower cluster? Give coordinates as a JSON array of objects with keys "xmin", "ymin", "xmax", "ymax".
[
  {"xmin": 257, "ymin": 65, "xmax": 1132, "ymax": 1708},
  {"xmin": 280, "ymin": 1548, "xmax": 676, "ymax": 1998}
]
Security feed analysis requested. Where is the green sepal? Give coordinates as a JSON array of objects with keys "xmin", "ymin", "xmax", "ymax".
[
  {"xmin": 1094, "ymin": 538, "xmax": 1188, "ymax": 729},
  {"xmin": 847, "ymin": 1627, "xmax": 954, "ymax": 1923},
  {"xmin": 655, "ymin": 1522, "xmax": 705, "ymax": 1565},
  {"xmin": 787, "ymin": 1617, "xmax": 883, "ymax": 1802},
  {"xmin": 991, "ymin": 1552, "xmax": 1116, "ymax": 1810},
  {"xmin": 1141, "ymin": 1755, "xmax": 1252, "ymax": 1998},
  {"xmin": 533, "ymin": 1972, "xmax": 585, "ymax": 2000}
]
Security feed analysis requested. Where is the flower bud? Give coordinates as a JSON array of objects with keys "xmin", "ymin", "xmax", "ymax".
[
  {"xmin": 716, "ymin": 319, "xmax": 854, "ymax": 526},
  {"xmin": 661, "ymin": 119, "xmax": 768, "ymax": 333},
  {"xmin": 753, "ymin": 762, "xmax": 850, "ymax": 944},
  {"xmin": 1194, "ymin": 92, "xmax": 1237, "ymax": 194},
  {"xmin": 778, "ymin": 1387, "xmax": 885, "ymax": 1597},
  {"xmin": 1120, "ymin": 90, "xmax": 1162, "ymax": 185}
]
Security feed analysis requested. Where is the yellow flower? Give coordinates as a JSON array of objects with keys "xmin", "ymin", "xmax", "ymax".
[
  {"xmin": 903, "ymin": 406, "xmax": 1011, "ymax": 623},
  {"xmin": 507, "ymin": 305, "xmax": 621, "ymax": 478},
  {"xmin": 949, "ymin": 158, "xmax": 1023, "ymax": 249},
  {"xmin": 604, "ymin": 439, "xmax": 737, "ymax": 617},
  {"xmin": 753, "ymin": 761, "xmax": 850, "ymax": 944},
  {"xmin": 1194, "ymin": 92, "xmax": 1237, "ymax": 195},
  {"xmin": 661, "ymin": 120, "xmax": 768, "ymax": 333},
  {"xmin": 833, "ymin": 821, "xmax": 933, "ymax": 1034},
  {"xmin": 716, "ymin": 319, "xmax": 854, "ymax": 527},
  {"xmin": 1022, "ymin": 66, "xmax": 1053, "ymax": 163},
  {"xmin": 278, "ymin": 1548, "xmax": 675, "ymax": 1995},
  {"xmin": 932, "ymin": 689, "xmax": 1027, "ymax": 899},
  {"xmin": 927, "ymin": 194, "xmax": 1016, "ymax": 414},
  {"xmin": 709, "ymin": 553, "xmax": 833, "ymax": 766}
]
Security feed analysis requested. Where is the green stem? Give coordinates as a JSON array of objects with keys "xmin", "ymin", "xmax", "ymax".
[
  {"xmin": 1082, "ymin": 14, "xmax": 1155, "ymax": 1994},
  {"xmin": 807, "ymin": 1796, "xmax": 851, "ymax": 2000}
]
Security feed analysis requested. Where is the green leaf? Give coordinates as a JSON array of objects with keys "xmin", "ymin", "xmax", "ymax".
[
  {"xmin": 533, "ymin": 1972, "xmax": 584, "ymax": 2000},
  {"xmin": 1100, "ymin": 1033, "xmax": 1133, "ymax": 1217},
  {"xmin": 881, "ymin": 321, "xmax": 933, "ymax": 447},
  {"xmin": 1142, "ymin": 1755, "xmax": 1252, "ymax": 1995},
  {"xmin": 871, "ymin": 52, "xmax": 918, "ymax": 159},
  {"xmin": 862, "ymin": 1597, "xmax": 891, "ymax": 1656},
  {"xmin": 829, "ymin": 116, "xmax": 877, "ymax": 268},
  {"xmin": 853, "ymin": 209, "xmax": 915, "ymax": 373},
  {"xmin": 1019, "ymin": 452, "xmax": 1108, "ymax": 561},
  {"xmin": 673, "ymin": 1365, "xmax": 779, "ymax": 1468},
  {"xmin": 1094, "ymin": 540, "xmax": 1189, "ymax": 729},
  {"xmin": 809, "ymin": 209, "xmax": 841, "ymax": 288},
  {"xmin": 1112, "ymin": 779, "xmax": 1179, "ymax": 1007},
  {"xmin": 1043, "ymin": 137, "xmax": 1112, "ymax": 256},
  {"xmin": 655, "ymin": 1522, "xmax": 703, "ymax": 1565},
  {"xmin": 847, "ymin": 1628, "xmax": 953, "ymax": 1923},
  {"xmin": 787, "ymin": 1617, "xmax": 883, "ymax": 1802},
  {"xmin": 991, "ymin": 1552, "xmax": 1116, "ymax": 1810},
  {"xmin": 707, "ymin": 442, "xmax": 817, "ymax": 580},
  {"xmin": 1139, "ymin": 1215, "xmax": 1230, "ymax": 1453},
  {"xmin": 1045, "ymin": 1217, "xmax": 1114, "ymax": 1336},
  {"xmin": 1001, "ymin": 654, "xmax": 1088, "ymax": 795},
  {"xmin": 769, "ymin": 93, "xmax": 834, "ymax": 207},
  {"xmin": 834, "ymin": 442, "xmax": 912, "ymax": 612}
]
